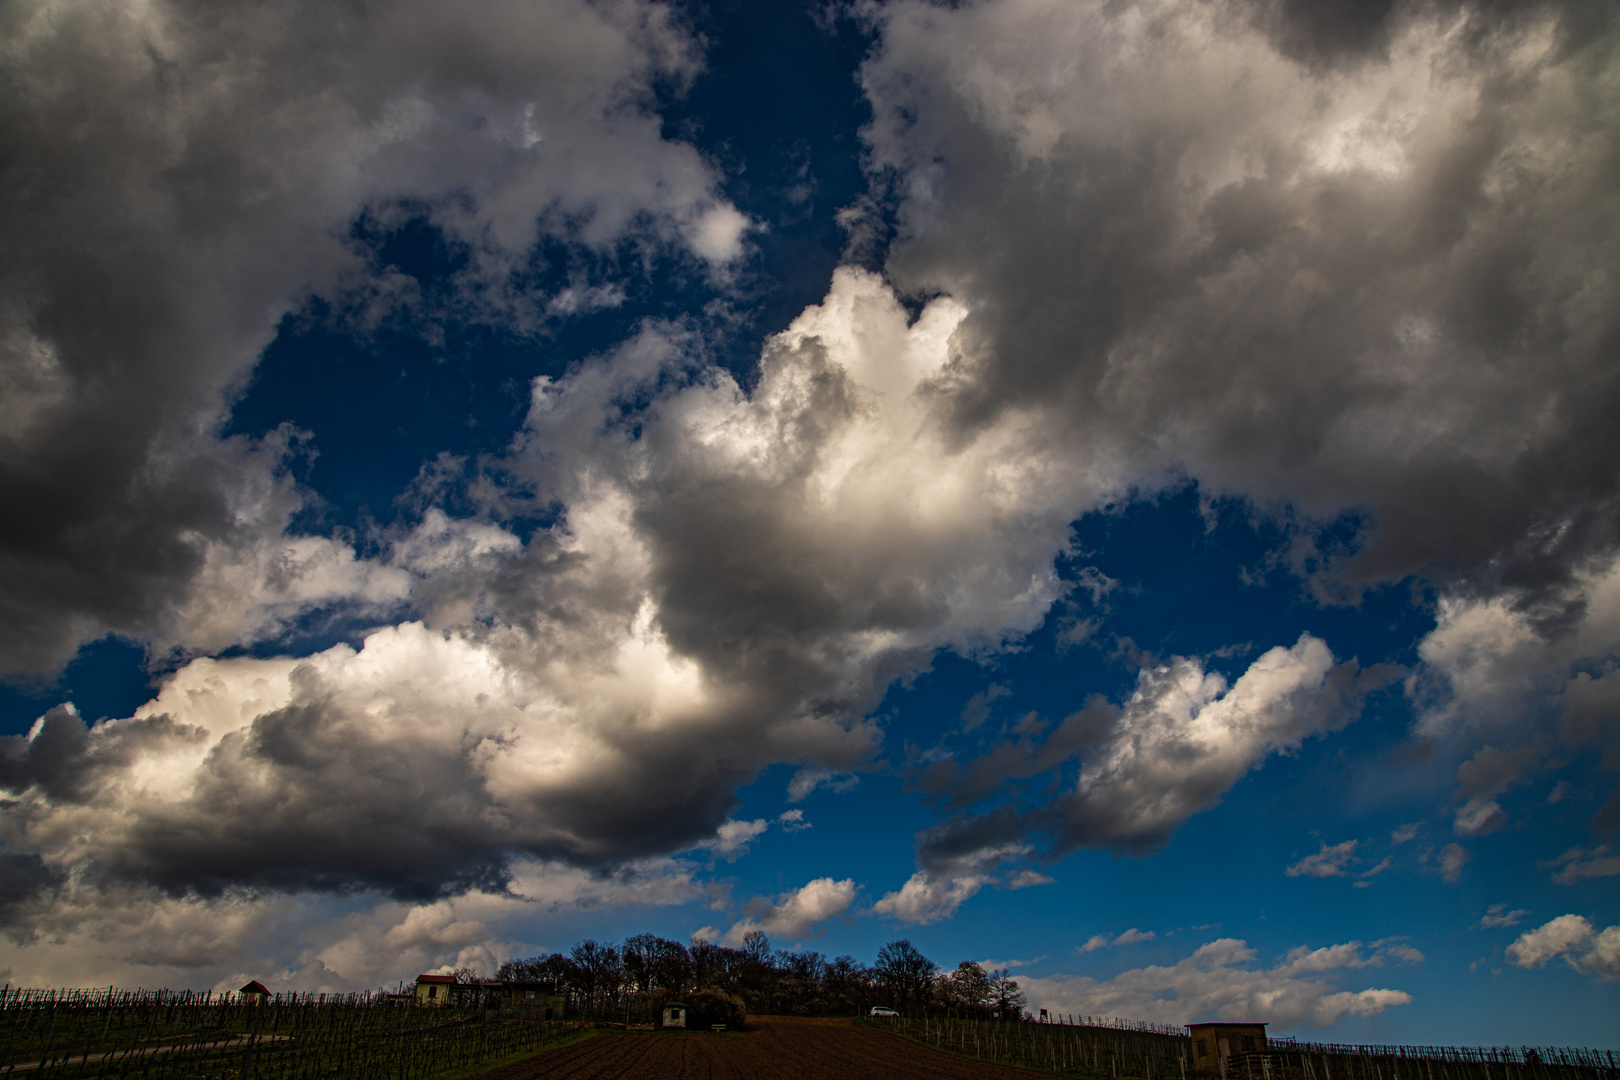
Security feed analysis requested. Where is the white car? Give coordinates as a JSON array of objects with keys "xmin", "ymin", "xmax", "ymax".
[{"xmin": 869, "ymin": 1007, "xmax": 899, "ymax": 1017}]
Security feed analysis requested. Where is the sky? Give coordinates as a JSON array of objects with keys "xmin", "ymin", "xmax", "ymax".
[{"xmin": 1, "ymin": 0, "xmax": 1617, "ymax": 1049}]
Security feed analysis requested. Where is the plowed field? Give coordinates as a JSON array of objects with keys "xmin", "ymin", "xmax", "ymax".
[{"xmin": 478, "ymin": 1017, "xmax": 1046, "ymax": 1079}]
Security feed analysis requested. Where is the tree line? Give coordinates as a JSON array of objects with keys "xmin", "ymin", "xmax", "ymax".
[{"xmin": 487, "ymin": 931, "xmax": 1027, "ymax": 1019}]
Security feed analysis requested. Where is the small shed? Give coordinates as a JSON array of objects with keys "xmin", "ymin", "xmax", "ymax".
[
  {"xmin": 661, "ymin": 1001, "xmax": 687, "ymax": 1029},
  {"xmin": 415, "ymin": 973, "xmax": 456, "ymax": 1005},
  {"xmin": 1189, "ymin": 1022, "xmax": 1268, "ymax": 1073},
  {"xmin": 239, "ymin": 980, "xmax": 270, "ymax": 1003}
]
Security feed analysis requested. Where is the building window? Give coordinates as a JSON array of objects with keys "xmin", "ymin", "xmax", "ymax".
[
  {"xmin": 1196, "ymin": 1040, "xmax": 1206, "ymax": 1056},
  {"xmin": 427, "ymin": 986, "xmax": 437, "ymax": 999},
  {"xmin": 525, "ymin": 990, "xmax": 535, "ymax": 999}
]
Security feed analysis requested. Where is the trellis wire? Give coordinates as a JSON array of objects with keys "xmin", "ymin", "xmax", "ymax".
[
  {"xmin": 886, "ymin": 1014, "xmax": 1617, "ymax": 1080},
  {"xmin": 0, "ymin": 985, "xmax": 584, "ymax": 1079}
]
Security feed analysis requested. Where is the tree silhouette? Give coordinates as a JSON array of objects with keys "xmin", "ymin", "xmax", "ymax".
[{"xmin": 873, "ymin": 939, "xmax": 938, "ymax": 1012}]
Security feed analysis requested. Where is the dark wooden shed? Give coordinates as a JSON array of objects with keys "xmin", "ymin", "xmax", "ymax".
[{"xmin": 1189, "ymin": 1022, "xmax": 1269, "ymax": 1073}]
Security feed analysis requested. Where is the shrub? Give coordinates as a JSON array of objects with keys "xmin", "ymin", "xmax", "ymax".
[{"xmin": 684, "ymin": 988, "xmax": 747, "ymax": 1031}]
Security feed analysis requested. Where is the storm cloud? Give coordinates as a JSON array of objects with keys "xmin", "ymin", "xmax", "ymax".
[
  {"xmin": 1, "ymin": 0, "xmax": 1618, "ymax": 989},
  {"xmin": 0, "ymin": 0, "xmax": 741, "ymax": 673},
  {"xmin": 853, "ymin": 0, "xmax": 1620, "ymax": 853},
  {"xmin": 0, "ymin": 269, "xmax": 1093, "ymax": 904},
  {"xmin": 862, "ymin": 0, "xmax": 1620, "ymax": 603}
]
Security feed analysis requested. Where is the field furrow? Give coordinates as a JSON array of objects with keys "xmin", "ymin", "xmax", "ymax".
[{"xmin": 481, "ymin": 1017, "xmax": 1049, "ymax": 1080}]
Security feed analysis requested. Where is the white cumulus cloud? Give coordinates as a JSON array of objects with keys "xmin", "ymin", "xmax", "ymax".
[
  {"xmin": 718, "ymin": 877, "xmax": 858, "ymax": 945},
  {"xmin": 873, "ymin": 871, "xmax": 992, "ymax": 927},
  {"xmin": 1478, "ymin": 904, "xmax": 1531, "ymax": 930},
  {"xmin": 1022, "ymin": 938, "xmax": 1414, "ymax": 1029},
  {"xmin": 1436, "ymin": 843, "xmax": 1472, "ymax": 884},
  {"xmin": 1507, "ymin": 915, "xmax": 1620, "ymax": 980},
  {"xmin": 915, "ymin": 634, "xmax": 1385, "ymax": 873},
  {"xmin": 1080, "ymin": 929, "xmax": 1157, "ymax": 952},
  {"xmin": 1287, "ymin": 840, "xmax": 1361, "ymax": 879}
]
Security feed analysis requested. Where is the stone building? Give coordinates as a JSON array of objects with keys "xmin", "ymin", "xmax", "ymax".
[{"xmin": 1189, "ymin": 1022, "xmax": 1269, "ymax": 1074}]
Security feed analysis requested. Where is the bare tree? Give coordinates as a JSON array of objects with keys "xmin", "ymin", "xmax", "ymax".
[
  {"xmin": 649, "ymin": 936, "xmax": 693, "ymax": 993},
  {"xmin": 988, "ymin": 968, "xmax": 1027, "ymax": 1021},
  {"xmin": 873, "ymin": 939, "xmax": 937, "ymax": 1013},
  {"xmin": 622, "ymin": 933, "xmax": 658, "ymax": 993},
  {"xmin": 741, "ymin": 930, "xmax": 772, "ymax": 963},
  {"xmin": 570, "ymin": 939, "xmax": 621, "ymax": 1016},
  {"xmin": 824, "ymin": 955, "xmax": 874, "ymax": 1015},
  {"xmin": 936, "ymin": 960, "xmax": 992, "ymax": 1016},
  {"xmin": 689, "ymin": 935, "xmax": 722, "ymax": 989}
]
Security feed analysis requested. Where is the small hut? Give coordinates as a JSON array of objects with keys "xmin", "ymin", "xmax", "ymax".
[
  {"xmin": 661, "ymin": 1001, "xmax": 687, "ymax": 1029},
  {"xmin": 1189, "ymin": 1022, "xmax": 1268, "ymax": 1073},
  {"xmin": 239, "ymin": 980, "xmax": 270, "ymax": 1003},
  {"xmin": 415, "ymin": 973, "xmax": 456, "ymax": 1005}
]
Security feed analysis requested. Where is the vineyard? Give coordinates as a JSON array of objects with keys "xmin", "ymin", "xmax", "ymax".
[
  {"xmin": 883, "ymin": 1016, "xmax": 1620, "ymax": 1080},
  {"xmin": 3, "ymin": 984, "xmax": 1617, "ymax": 1080},
  {"xmin": 0, "ymin": 987, "xmax": 585, "ymax": 1079},
  {"xmin": 887, "ymin": 1013, "xmax": 1192, "ymax": 1078},
  {"xmin": 1265, "ymin": 1039, "xmax": 1620, "ymax": 1080}
]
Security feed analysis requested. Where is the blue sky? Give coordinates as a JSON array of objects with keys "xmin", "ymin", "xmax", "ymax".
[{"xmin": 1, "ymin": 0, "xmax": 1617, "ymax": 1049}]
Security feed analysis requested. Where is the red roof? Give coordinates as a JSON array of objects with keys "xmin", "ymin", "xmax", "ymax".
[
  {"xmin": 416, "ymin": 974, "xmax": 456, "ymax": 985},
  {"xmin": 239, "ymin": 980, "xmax": 270, "ymax": 995}
]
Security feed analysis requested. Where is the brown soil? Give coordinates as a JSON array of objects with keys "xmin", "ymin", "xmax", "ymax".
[{"xmin": 478, "ymin": 1016, "xmax": 1050, "ymax": 1080}]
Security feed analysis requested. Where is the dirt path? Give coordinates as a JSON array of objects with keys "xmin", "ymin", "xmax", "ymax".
[{"xmin": 478, "ymin": 1016, "xmax": 1049, "ymax": 1080}]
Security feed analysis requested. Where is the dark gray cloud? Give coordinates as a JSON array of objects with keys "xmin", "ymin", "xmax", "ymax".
[
  {"xmin": 864, "ymin": 0, "xmax": 1620, "ymax": 606},
  {"xmin": 0, "ymin": 266, "xmax": 1076, "ymax": 906},
  {"xmin": 1253, "ymin": 0, "xmax": 1401, "ymax": 65},
  {"xmin": 851, "ymin": 0, "xmax": 1620, "ymax": 860},
  {"xmin": 0, "ymin": 855, "xmax": 66, "ymax": 932},
  {"xmin": 0, "ymin": 0, "xmax": 740, "ymax": 674},
  {"xmin": 910, "ymin": 698, "xmax": 1120, "ymax": 808},
  {"xmin": 2, "ymin": 0, "xmax": 1617, "ymax": 979},
  {"xmin": 0, "ymin": 705, "xmax": 204, "ymax": 805},
  {"xmin": 0, "ymin": 631, "xmax": 771, "ymax": 901}
]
